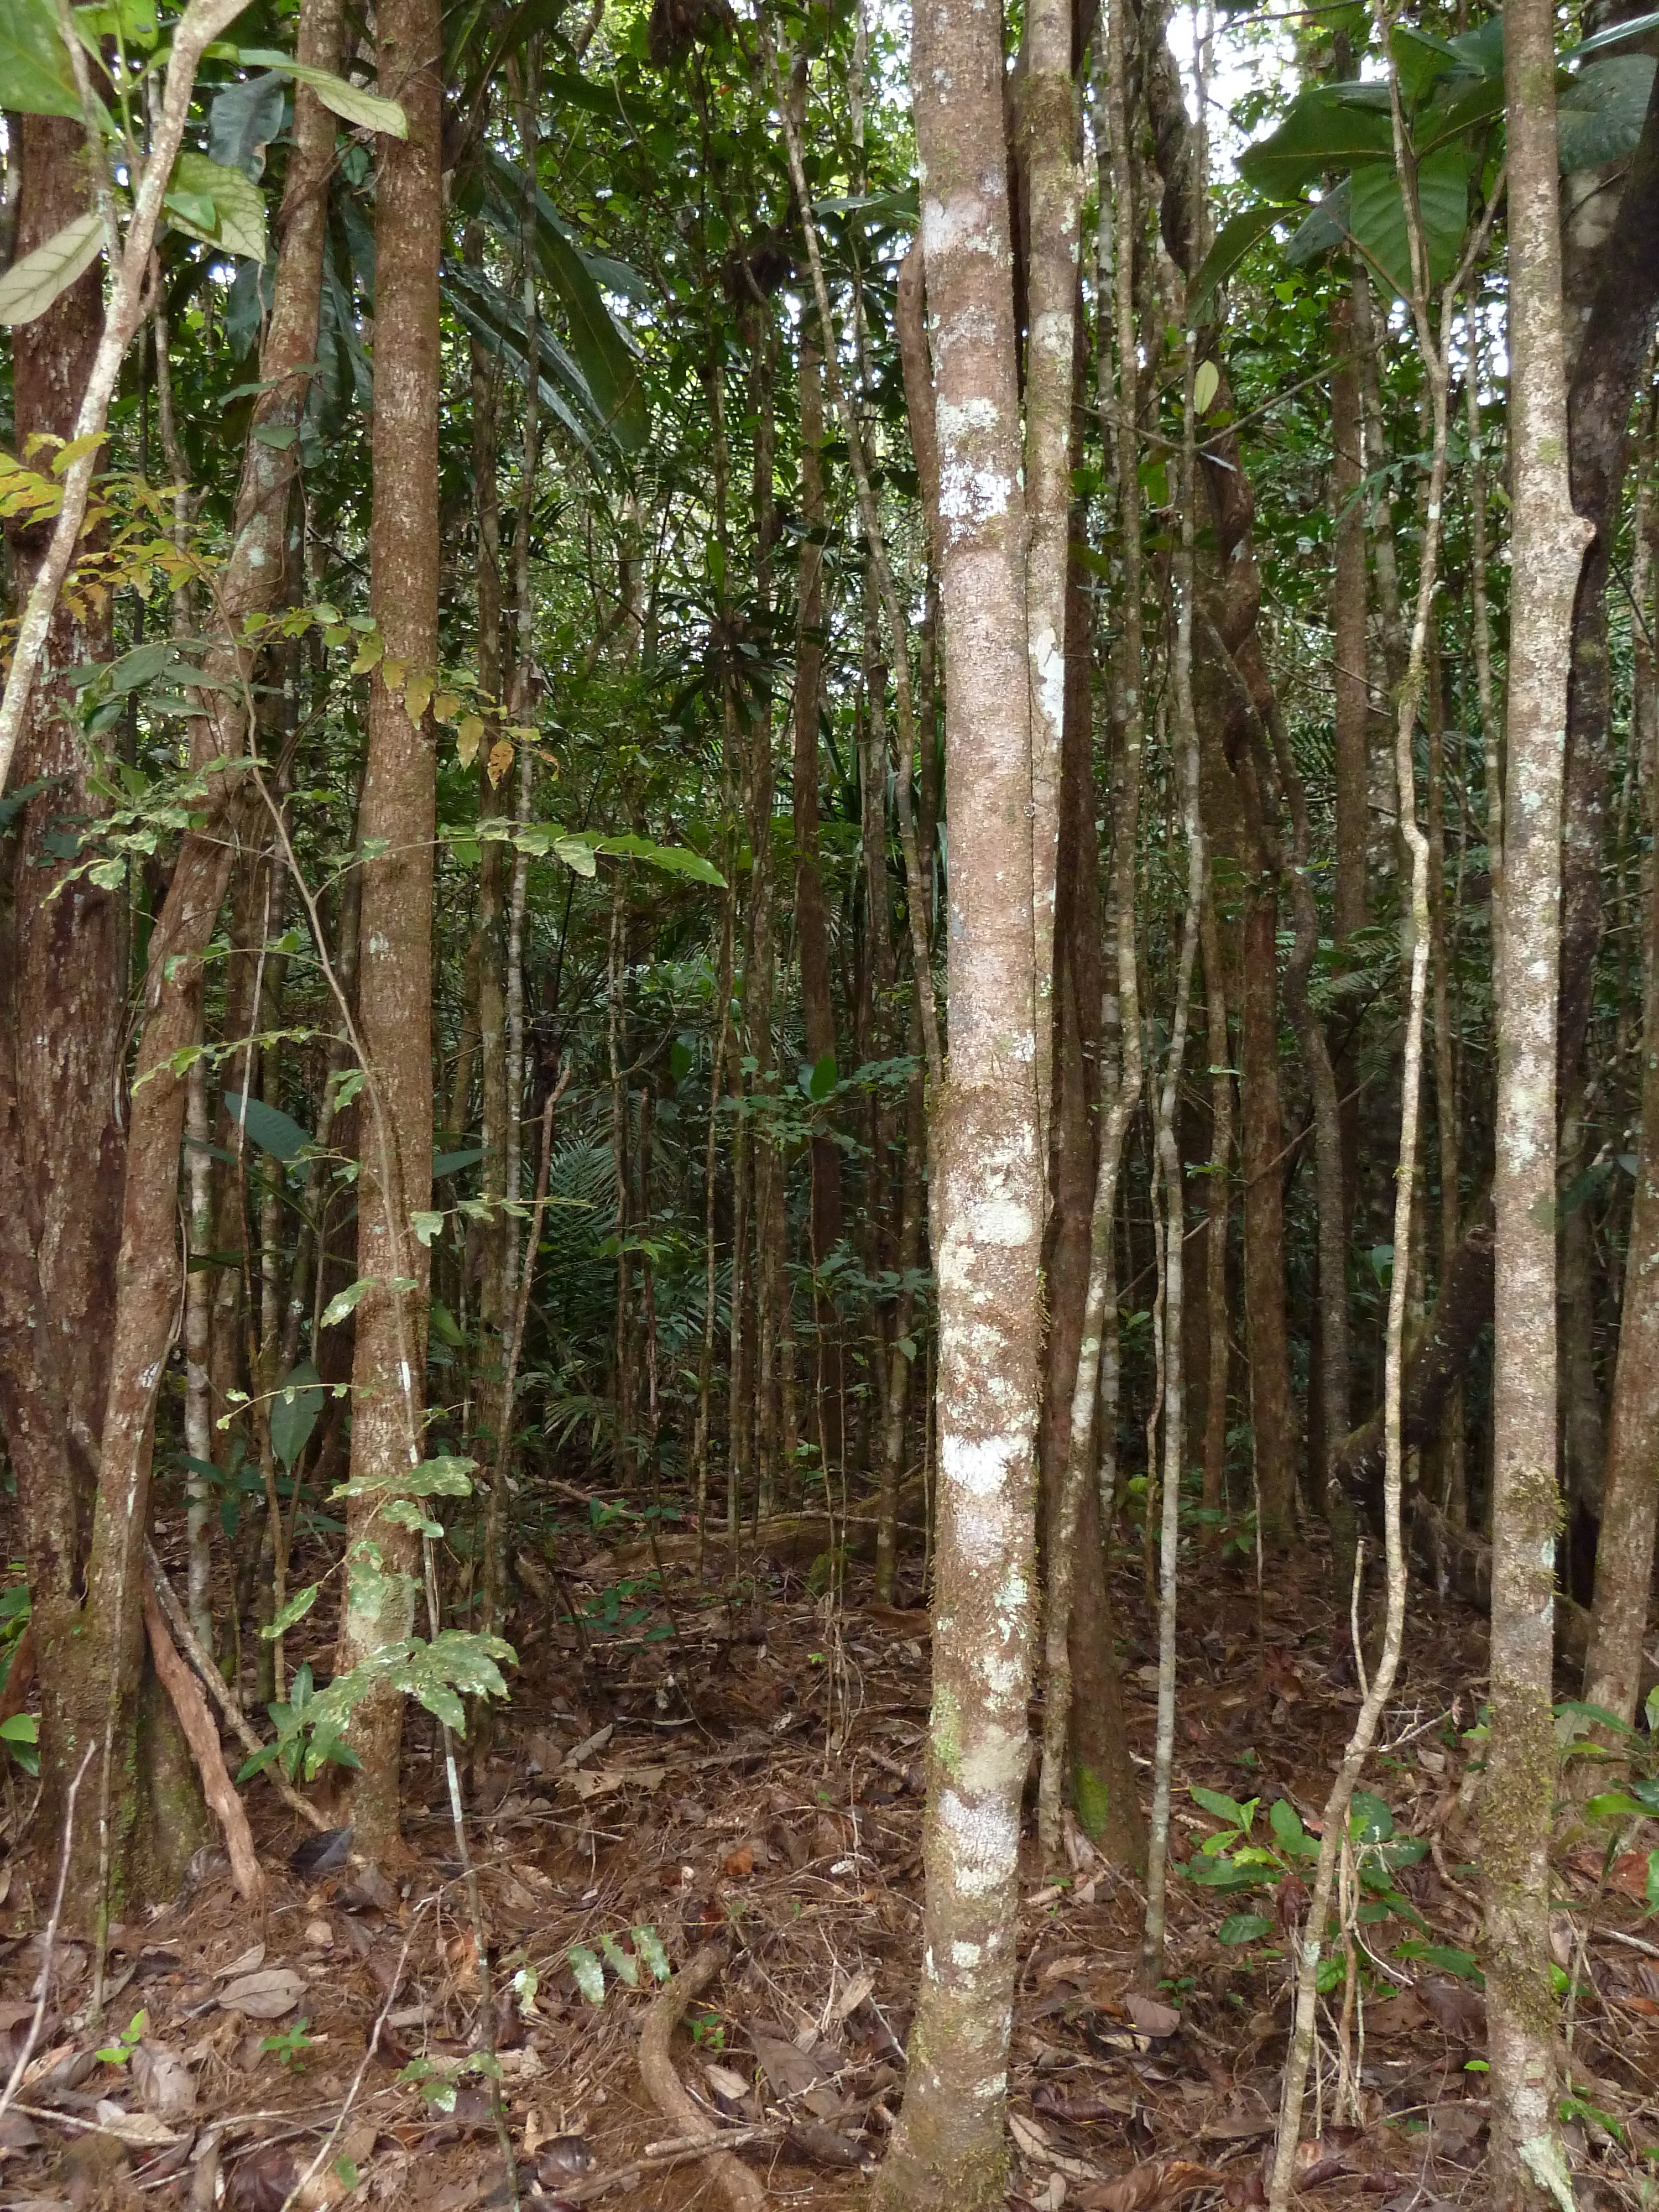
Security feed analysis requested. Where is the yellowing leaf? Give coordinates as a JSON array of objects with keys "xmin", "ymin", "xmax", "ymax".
[
  {"xmin": 456, "ymin": 714, "xmax": 483, "ymax": 768},
  {"xmin": 1193, "ymin": 358, "xmax": 1220, "ymax": 416},
  {"xmin": 51, "ymin": 430, "xmax": 106, "ymax": 476},
  {"xmin": 404, "ymin": 671, "xmax": 434, "ymax": 726},
  {"xmin": 166, "ymin": 150, "xmax": 268, "ymax": 264},
  {"xmin": 433, "ymin": 690, "xmax": 460, "ymax": 723},
  {"xmin": 351, "ymin": 633, "xmax": 383, "ymax": 674},
  {"xmin": 487, "ymin": 738, "xmax": 514, "ymax": 789},
  {"xmin": 379, "ymin": 657, "xmax": 406, "ymax": 694}
]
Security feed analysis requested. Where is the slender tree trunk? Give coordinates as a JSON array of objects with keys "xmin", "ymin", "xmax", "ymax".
[
  {"xmin": 0, "ymin": 110, "xmax": 123, "ymax": 1846},
  {"xmin": 1485, "ymin": 0, "xmax": 1593, "ymax": 2194},
  {"xmin": 875, "ymin": 0, "xmax": 1041, "ymax": 2190},
  {"xmin": 1332, "ymin": 274, "xmax": 1369, "ymax": 954},
  {"xmin": 1199, "ymin": 889, "xmax": 1233, "ymax": 1535},
  {"xmin": 67, "ymin": 0, "xmax": 342, "ymax": 1917},
  {"xmin": 335, "ymin": 0, "xmax": 442, "ymax": 1862},
  {"xmin": 1585, "ymin": 433, "xmax": 1659, "ymax": 1737}
]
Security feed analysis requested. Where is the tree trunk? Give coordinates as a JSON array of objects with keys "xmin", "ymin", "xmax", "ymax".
[
  {"xmin": 335, "ymin": 0, "xmax": 442, "ymax": 1861},
  {"xmin": 0, "ymin": 111, "xmax": 123, "ymax": 1852},
  {"xmin": 875, "ymin": 0, "xmax": 1041, "ymax": 2190},
  {"xmin": 1485, "ymin": 1, "xmax": 1593, "ymax": 2195}
]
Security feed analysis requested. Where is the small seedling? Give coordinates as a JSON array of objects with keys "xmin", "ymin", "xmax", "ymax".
[
  {"xmin": 95, "ymin": 2010, "xmax": 147, "ymax": 2067},
  {"xmin": 260, "ymin": 2018, "xmax": 316, "ymax": 2072}
]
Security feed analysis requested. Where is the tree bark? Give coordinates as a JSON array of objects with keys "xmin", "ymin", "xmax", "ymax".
[
  {"xmin": 875, "ymin": 0, "xmax": 1041, "ymax": 2190},
  {"xmin": 335, "ymin": 0, "xmax": 443, "ymax": 1861},
  {"xmin": 1485, "ymin": 0, "xmax": 1593, "ymax": 2194},
  {"xmin": 0, "ymin": 110, "xmax": 122, "ymax": 1850}
]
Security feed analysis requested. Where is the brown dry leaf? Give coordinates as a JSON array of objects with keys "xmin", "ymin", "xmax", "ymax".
[
  {"xmin": 1077, "ymin": 2162, "xmax": 1222, "ymax": 2212},
  {"xmin": 834, "ymin": 1967, "xmax": 877, "ymax": 2020},
  {"xmin": 214, "ymin": 1944, "xmax": 266, "ymax": 1980},
  {"xmin": 1418, "ymin": 1979, "xmax": 1485, "ymax": 2042},
  {"xmin": 1123, "ymin": 1993, "xmax": 1181, "ymax": 2038},
  {"xmin": 723, "ymin": 1843, "xmax": 755, "ymax": 1879},
  {"xmin": 91, "ymin": 2103, "xmax": 180, "ymax": 2150},
  {"xmin": 566, "ymin": 1765, "xmax": 666, "ymax": 1802},
  {"xmin": 217, "ymin": 1969, "xmax": 305, "ymax": 2021},
  {"xmin": 784, "ymin": 2119, "xmax": 868, "ymax": 2170},
  {"xmin": 1010, "ymin": 2112, "xmax": 1104, "ymax": 2183},
  {"xmin": 131, "ymin": 2043, "xmax": 195, "ymax": 2121},
  {"xmin": 486, "ymin": 739, "xmax": 514, "ymax": 789},
  {"xmin": 750, "ymin": 2026, "xmax": 832, "ymax": 2103},
  {"xmin": 534, "ymin": 2138, "xmax": 594, "ymax": 2183},
  {"xmin": 1364, "ymin": 1991, "xmax": 1427, "ymax": 2038},
  {"xmin": 703, "ymin": 2062, "xmax": 753, "ymax": 2103}
]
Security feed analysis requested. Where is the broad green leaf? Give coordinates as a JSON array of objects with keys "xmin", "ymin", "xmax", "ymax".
[
  {"xmin": 410, "ymin": 1209, "xmax": 445, "ymax": 1247},
  {"xmin": 1558, "ymin": 56, "xmax": 1657, "ymax": 174},
  {"xmin": 1191, "ymin": 1784, "xmax": 1249, "ymax": 1828},
  {"xmin": 1345, "ymin": 145, "xmax": 1470, "ymax": 298},
  {"xmin": 1237, "ymin": 86, "xmax": 1394, "ymax": 200},
  {"xmin": 1349, "ymin": 1789, "xmax": 1395, "ymax": 1843},
  {"xmin": 224, "ymin": 1089, "xmax": 313, "ymax": 1161},
  {"xmin": 0, "ymin": 210, "xmax": 103, "ymax": 328},
  {"xmin": 262, "ymin": 1582, "xmax": 320, "ymax": 1639},
  {"xmin": 1583, "ymin": 1791, "xmax": 1650, "ymax": 1820},
  {"xmin": 1193, "ymin": 358, "xmax": 1221, "ymax": 416},
  {"xmin": 0, "ymin": 0, "xmax": 84, "ymax": 118},
  {"xmin": 0, "ymin": 1713, "xmax": 38, "ymax": 1745},
  {"xmin": 270, "ymin": 1358, "xmax": 325, "ymax": 1469},
  {"xmin": 1285, "ymin": 182, "xmax": 1350, "ymax": 268},
  {"xmin": 320, "ymin": 1277, "xmax": 375, "ymax": 1329},
  {"xmin": 167, "ymin": 150, "xmax": 268, "ymax": 263},
  {"xmin": 590, "ymin": 833, "xmax": 726, "ymax": 886},
  {"xmin": 208, "ymin": 71, "xmax": 286, "ymax": 180},
  {"xmin": 1397, "ymin": 1939, "xmax": 1484, "ymax": 1982},
  {"xmin": 1571, "ymin": 7, "xmax": 1659, "ymax": 59},
  {"xmin": 1189, "ymin": 204, "xmax": 1291, "ymax": 314},
  {"xmin": 1269, "ymin": 1798, "xmax": 1306, "ymax": 1850},
  {"xmin": 803, "ymin": 1050, "xmax": 838, "ymax": 1104},
  {"xmin": 1217, "ymin": 1913, "xmax": 1274, "ymax": 1945},
  {"xmin": 238, "ymin": 50, "xmax": 408, "ymax": 137}
]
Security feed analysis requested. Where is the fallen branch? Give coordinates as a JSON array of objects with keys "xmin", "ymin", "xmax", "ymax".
[
  {"xmin": 0, "ymin": 1743, "xmax": 93, "ymax": 2121},
  {"xmin": 145, "ymin": 1541, "xmax": 329, "ymax": 1833},
  {"xmin": 554, "ymin": 2124, "xmax": 780, "ymax": 2204},
  {"xmin": 638, "ymin": 1938, "xmax": 765, "ymax": 2212},
  {"xmin": 142, "ymin": 1582, "xmax": 263, "ymax": 1902}
]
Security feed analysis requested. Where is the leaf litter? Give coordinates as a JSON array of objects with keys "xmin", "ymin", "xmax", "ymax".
[{"xmin": 0, "ymin": 1529, "xmax": 1651, "ymax": 2209}]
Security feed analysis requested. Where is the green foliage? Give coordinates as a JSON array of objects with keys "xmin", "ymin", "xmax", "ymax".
[{"xmin": 260, "ymin": 2018, "xmax": 316, "ymax": 2072}]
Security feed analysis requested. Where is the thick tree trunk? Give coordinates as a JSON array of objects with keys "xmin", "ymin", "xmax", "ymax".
[
  {"xmin": 1485, "ymin": 2, "xmax": 1593, "ymax": 2197},
  {"xmin": 875, "ymin": 0, "xmax": 1041, "ymax": 2192},
  {"xmin": 0, "ymin": 112, "xmax": 122, "ymax": 1851},
  {"xmin": 335, "ymin": 0, "xmax": 442, "ymax": 1861}
]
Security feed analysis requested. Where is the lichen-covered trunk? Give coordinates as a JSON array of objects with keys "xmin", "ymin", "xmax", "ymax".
[
  {"xmin": 335, "ymin": 0, "xmax": 442, "ymax": 1860},
  {"xmin": 874, "ymin": 0, "xmax": 1041, "ymax": 2193},
  {"xmin": 1485, "ymin": 0, "xmax": 1592, "ymax": 2197},
  {"xmin": 0, "ymin": 111, "xmax": 123, "ymax": 1854}
]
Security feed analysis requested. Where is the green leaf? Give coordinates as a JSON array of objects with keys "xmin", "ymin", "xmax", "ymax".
[
  {"xmin": 1192, "ymin": 358, "xmax": 1221, "ymax": 416},
  {"xmin": 1349, "ymin": 1790, "xmax": 1395, "ymax": 1843},
  {"xmin": 434, "ymin": 1145, "xmax": 485, "ymax": 1175},
  {"xmin": 224, "ymin": 1089, "xmax": 314, "ymax": 1161},
  {"xmin": 1217, "ymin": 1913, "xmax": 1274, "ymax": 1945},
  {"xmin": 1270, "ymin": 1798, "xmax": 1306, "ymax": 1850},
  {"xmin": 0, "ymin": 210, "xmax": 103, "ymax": 328},
  {"xmin": 598, "ymin": 1931, "xmax": 640, "ymax": 1987},
  {"xmin": 238, "ymin": 50, "xmax": 409, "ymax": 138},
  {"xmin": 166, "ymin": 150, "xmax": 269, "ymax": 264},
  {"xmin": 1397, "ymin": 1940, "xmax": 1484, "ymax": 1983},
  {"xmin": 802, "ymin": 1051, "xmax": 838, "ymax": 1104},
  {"xmin": 1584, "ymin": 1791, "xmax": 1650, "ymax": 1821},
  {"xmin": 0, "ymin": 1713, "xmax": 39, "ymax": 1745},
  {"xmin": 319, "ymin": 1277, "xmax": 375, "ymax": 1329},
  {"xmin": 1558, "ymin": 56, "xmax": 1657, "ymax": 174},
  {"xmin": 208, "ymin": 71, "xmax": 287, "ymax": 180},
  {"xmin": 568, "ymin": 1944, "xmax": 606, "ymax": 2004},
  {"xmin": 1285, "ymin": 182, "xmax": 1350, "ymax": 268},
  {"xmin": 634, "ymin": 1926, "xmax": 671, "ymax": 1981},
  {"xmin": 262, "ymin": 1582, "xmax": 320, "ymax": 1639},
  {"xmin": 1345, "ymin": 145, "xmax": 1470, "ymax": 298},
  {"xmin": 0, "ymin": 0, "xmax": 84, "ymax": 118},
  {"xmin": 589, "ymin": 833, "xmax": 726, "ymax": 886},
  {"xmin": 270, "ymin": 1359, "xmax": 325, "ymax": 1469},
  {"xmin": 1189, "ymin": 202, "xmax": 1293, "ymax": 313},
  {"xmin": 1237, "ymin": 86, "xmax": 1394, "ymax": 199},
  {"xmin": 1191, "ymin": 1785, "xmax": 1249, "ymax": 1828},
  {"xmin": 410, "ymin": 1209, "xmax": 445, "ymax": 1248}
]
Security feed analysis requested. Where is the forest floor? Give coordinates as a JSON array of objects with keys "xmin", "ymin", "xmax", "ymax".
[{"xmin": 0, "ymin": 1519, "xmax": 1655, "ymax": 2212}]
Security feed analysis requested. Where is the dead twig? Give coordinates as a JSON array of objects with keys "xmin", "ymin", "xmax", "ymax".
[
  {"xmin": 553, "ymin": 2124, "xmax": 780, "ymax": 2203},
  {"xmin": 638, "ymin": 1937, "xmax": 765, "ymax": 2212},
  {"xmin": 0, "ymin": 1743, "xmax": 95, "ymax": 2120},
  {"xmin": 145, "ymin": 1541, "xmax": 329, "ymax": 1834},
  {"xmin": 142, "ymin": 1582, "xmax": 263, "ymax": 1902}
]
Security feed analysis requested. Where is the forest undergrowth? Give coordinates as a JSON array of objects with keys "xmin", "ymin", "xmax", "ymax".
[{"xmin": 0, "ymin": 1520, "xmax": 1651, "ymax": 2212}]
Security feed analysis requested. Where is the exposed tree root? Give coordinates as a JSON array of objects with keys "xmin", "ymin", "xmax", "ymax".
[
  {"xmin": 638, "ymin": 1937, "xmax": 766, "ymax": 2212},
  {"xmin": 142, "ymin": 1581, "xmax": 263, "ymax": 1902}
]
